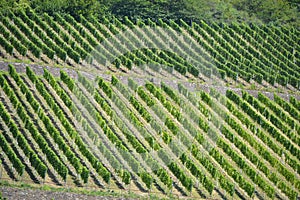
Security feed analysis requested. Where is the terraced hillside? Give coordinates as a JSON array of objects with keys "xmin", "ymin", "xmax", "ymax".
[
  {"xmin": 0, "ymin": 8, "xmax": 299, "ymax": 89},
  {"xmin": 0, "ymin": 7, "xmax": 299, "ymax": 200}
]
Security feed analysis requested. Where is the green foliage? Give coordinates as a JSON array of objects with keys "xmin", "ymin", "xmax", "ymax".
[
  {"xmin": 60, "ymin": 70, "xmax": 75, "ymax": 91},
  {"xmin": 122, "ymin": 170, "xmax": 131, "ymax": 185},
  {"xmin": 0, "ymin": 4, "xmax": 299, "ymax": 196},
  {"xmin": 233, "ymin": 0, "xmax": 300, "ymax": 26},
  {"xmin": 226, "ymin": 90, "xmax": 300, "ymax": 176},
  {"xmin": 130, "ymin": 96, "xmax": 152, "ymax": 123},
  {"xmin": 0, "ymin": 35, "xmax": 13, "ymax": 54},
  {"xmin": 155, "ymin": 168, "xmax": 172, "ymax": 189},
  {"xmin": 0, "ymin": 191, "xmax": 2, "ymax": 200},
  {"xmin": 1, "ymin": 71, "xmax": 68, "ymax": 180},
  {"xmin": 116, "ymin": 169, "xmax": 131, "ymax": 185},
  {"xmin": 31, "ymin": 0, "xmax": 102, "ymax": 18},
  {"xmin": 81, "ymin": 167, "xmax": 89, "ymax": 183},
  {"xmin": 0, "ymin": 133, "xmax": 25, "ymax": 176},
  {"xmin": 168, "ymin": 162, "xmax": 193, "ymax": 192},
  {"xmin": 140, "ymin": 172, "xmax": 153, "ymax": 189},
  {"xmin": 1, "ymin": 0, "xmax": 299, "ymax": 27}
]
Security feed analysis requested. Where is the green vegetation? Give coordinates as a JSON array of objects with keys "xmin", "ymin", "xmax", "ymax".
[
  {"xmin": 0, "ymin": 1, "xmax": 299, "ymax": 200},
  {"xmin": 0, "ymin": 0, "xmax": 299, "ymax": 27},
  {"xmin": 0, "ymin": 8, "xmax": 299, "ymax": 89},
  {"xmin": 0, "ymin": 64, "xmax": 299, "ymax": 199}
]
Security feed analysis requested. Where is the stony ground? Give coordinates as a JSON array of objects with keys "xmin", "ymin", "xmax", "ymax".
[
  {"xmin": 1, "ymin": 61, "xmax": 300, "ymax": 101},
  {"xmin": 0, "ymin": 186, "xmax": 133, "ymax": 200}
]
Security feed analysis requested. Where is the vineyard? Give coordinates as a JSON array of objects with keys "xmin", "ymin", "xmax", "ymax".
[{"xmin": 0, "ymin": 7, "xmax": 299, "ymax": 200}]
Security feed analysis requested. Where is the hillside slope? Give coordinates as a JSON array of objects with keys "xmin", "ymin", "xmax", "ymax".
[
  {"xmin": 0, "ymin": 8, "xmax": 299, "ymax": 91},
  {"xmin": 0, "ymin": 8, "xmax": 300, "ymax": 200}
]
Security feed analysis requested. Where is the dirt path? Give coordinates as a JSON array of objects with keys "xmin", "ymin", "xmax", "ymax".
[{"xmin": 1, "ymin": 60, "xmax": 299, "ymax": 101}]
